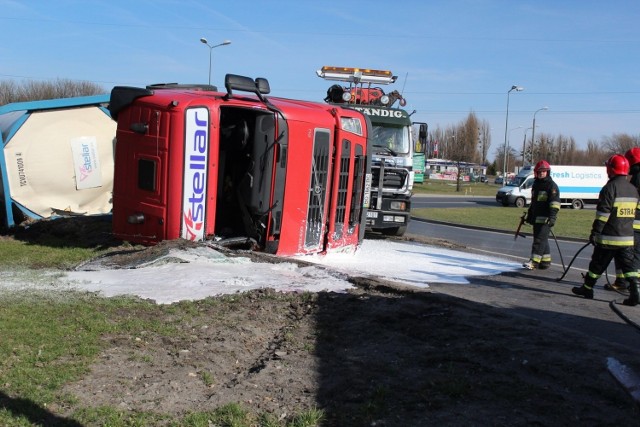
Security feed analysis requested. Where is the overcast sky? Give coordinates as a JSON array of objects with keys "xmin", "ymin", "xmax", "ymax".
[{"xmin": 1, "ymin": 0, "xmax": 639, "ymax": 159}]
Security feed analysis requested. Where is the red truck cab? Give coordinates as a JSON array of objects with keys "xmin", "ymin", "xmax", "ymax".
[{"xmin": 108, "ymin": 74, "xmax": 371, "ymax": 256}]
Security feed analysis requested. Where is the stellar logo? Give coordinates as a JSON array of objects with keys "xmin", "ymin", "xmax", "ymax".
[
  {"xmin": 78, "ymin": 143, "xmax": 94, "ymax": 181},
  {"xmin": 182, "ymin": 107, "xmax": 209, "ymax": 241}
]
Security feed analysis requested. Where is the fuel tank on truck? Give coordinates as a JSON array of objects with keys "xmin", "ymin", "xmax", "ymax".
[{"xmin": 0, "ymin": 95, "xmax": 115, "ymax": 228}]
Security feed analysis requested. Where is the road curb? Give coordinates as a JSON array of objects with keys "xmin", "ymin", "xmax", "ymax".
[{"xmin": 410, "ymin": 216, "xmax": 588, "ymax": 243}]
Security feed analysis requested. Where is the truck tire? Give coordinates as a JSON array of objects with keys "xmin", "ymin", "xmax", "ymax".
[
  {"xmin": 515, "ymin": 197, "xmax": 526, "ymax": 208},
  {"xmin": 571, "ymin": 199, "xmax": 584, "ymax": 210},
  {"xmin": 382, "ymin": 226, "xmax": 407, "ymax": 237}
]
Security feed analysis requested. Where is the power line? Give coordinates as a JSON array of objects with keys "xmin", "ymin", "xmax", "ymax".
[{"xmin": 0, "ymin": 16, "xmax": 638, "ymax": 44}]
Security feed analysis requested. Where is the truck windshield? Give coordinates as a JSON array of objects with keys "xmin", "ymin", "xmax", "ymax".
[{"xmin": 371, "ymin": 125, "xmax": 410, "ymax": 155}]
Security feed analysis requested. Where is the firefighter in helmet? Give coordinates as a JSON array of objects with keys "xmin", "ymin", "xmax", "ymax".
[
  {"xmin": 523, "ymin": 160, "xmax": 560, "ymax": 270},
  {"xmin": 573, "ymin": 154, "xmax": 640, "ymax": 306},
  {"xmin": 608, "ymin": 147, "xmax": 640, "ymax": 292}
]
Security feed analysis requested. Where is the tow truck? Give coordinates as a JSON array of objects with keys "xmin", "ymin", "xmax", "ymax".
[{"xmin": 317, "ymin": 66, "xmax": 417, "ymax": 236}]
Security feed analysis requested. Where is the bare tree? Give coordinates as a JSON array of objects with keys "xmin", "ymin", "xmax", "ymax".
[
  {"xmin": 478, "ymin": 119, "xmax": 491, "ymax": 166},
  {"xmin": 0, "ymin": 79, "xmax": 105, "ymax": 105},
  {"xmin": 554, "ymin": 135, "xmax": 577, "ymax": 165},
  {"xmin": 601, "ymin": 133, "xmax": 639, "ymax": 155},
  {"xmin": 428, "ymin": 126, "xmax": 446, "ymax": 159},
  {"xmin": 448, "ymin": 113, "xmax": 480, "ymax": 191},
  {"xmin": 494, "ymin": 144, "xmax": 519, "ymax": 178},
  {"xmin": 585, "ymin": 140, "xmax": 609, "ymax": 165}
]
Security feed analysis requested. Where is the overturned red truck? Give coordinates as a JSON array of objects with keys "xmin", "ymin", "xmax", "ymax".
[{"xmin": 108, "ymin": 74, "xmax": 372, "ymax": 256}]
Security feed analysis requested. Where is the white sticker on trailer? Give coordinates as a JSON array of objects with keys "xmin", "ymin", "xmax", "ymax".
[
  {"xmin": 70, "ymin": 136, "xmax": 102, "ymax": 189},
  {"xmin": 182, "ymin": 107, "xmax": 209, "ymax": 241}
]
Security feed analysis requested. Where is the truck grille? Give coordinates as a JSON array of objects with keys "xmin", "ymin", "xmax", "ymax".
[
  {"xmin": 371, "ymin": 166, "xmax": 408, "ymax": 190},
  {"xmin": 349, "ymin": 149, "xmax": 365, "ymax": 227},
  {"xmin": 306, "ymin": 134, "xmax": 330, "ymax": 247},
  {"xmin": 332, "ymin": 141, "xmax": 350, "ymax": 239}
]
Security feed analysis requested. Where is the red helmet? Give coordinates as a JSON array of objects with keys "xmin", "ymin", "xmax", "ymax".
[
  {"xmin": 534, "ymin": 160, "xmax": 551, "ymax": 174},
  {"xmin": 606, "ymin": 154, "xmax": 629, "ymax": 177},
  {"xmin": 625, "ymin": 147, "xmax": 640, "ymax": 167}
]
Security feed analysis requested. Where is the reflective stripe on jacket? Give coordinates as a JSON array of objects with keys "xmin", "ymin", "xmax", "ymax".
[{"xmin": 592, "ymin": 175, "xmax": 638, "ymax": 247}]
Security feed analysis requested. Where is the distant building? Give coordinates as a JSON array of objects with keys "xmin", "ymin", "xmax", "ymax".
[{"xmin": 425, "ymin": 158, "xmax": 486, "ymax": 181}]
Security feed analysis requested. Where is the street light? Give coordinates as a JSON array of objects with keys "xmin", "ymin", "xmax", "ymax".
[
  {"xmin": 502, "ymin": 85, "xmax": 524, "ymax": 181},
  {"xmin": 200, "ymin": 37, "xmax": 231, "ymax": 86},
  {"xmin": 530, "ymin": 106, "xmax": 549, "ymax": 163}
]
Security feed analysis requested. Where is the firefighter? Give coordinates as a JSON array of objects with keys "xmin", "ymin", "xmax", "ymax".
[
  {"xmin": 572, "ymin": 154, "xmax": 640, "ymax": 306},
  {"xmin": 608, "ymin": 147, "xmax": 640, "ymax": 291},
  {"xmin": 522, "ymin": 160, "xmax": 560, "ymax": 270}
]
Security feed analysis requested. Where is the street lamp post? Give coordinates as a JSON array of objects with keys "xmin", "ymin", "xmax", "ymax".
[
  {"xmin": 200, "ymin": 38, "xmax": 231, "ymax": 86},
  {"xmin": 530, "ymin": 106, "xmax": 549, "ymax": 163},
  {"xmin": 502, "ymin": 85, "xmax": 524, "ymax": 180}
]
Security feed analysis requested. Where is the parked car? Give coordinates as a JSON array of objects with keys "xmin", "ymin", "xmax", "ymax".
[{"xmin": 494, "ymin": 176, "xmax": 504, "ymax": 185}]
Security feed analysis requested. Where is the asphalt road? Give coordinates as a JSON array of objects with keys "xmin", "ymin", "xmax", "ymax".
[
  {"xmin": 402, "ymin": 195, "xmax": 640, "ymax": 352},
  {"xmin": 412, "ymin": 194, "xmax": 498, "ymax": 209},
  {"xmin": 408, "ymin": 216, "xmax": 597, "ymax": 275}
]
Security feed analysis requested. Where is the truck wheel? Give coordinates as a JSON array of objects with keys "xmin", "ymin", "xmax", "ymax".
[
  {"xmin": 515, "ymin": 197, "xmax": 526, "ymax": 208},
  {"xmin": 382, "ymin": 226, "xmax": 407, "ymax": 237},
  {"xmin": 571, "ymin": 199, "xmax": 584, "ymax": 210}
]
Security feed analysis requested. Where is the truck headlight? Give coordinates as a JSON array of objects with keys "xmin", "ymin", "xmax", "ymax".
[{"xmin": 390, "ymin": 201, "xmax": 407, "ymax": 211}]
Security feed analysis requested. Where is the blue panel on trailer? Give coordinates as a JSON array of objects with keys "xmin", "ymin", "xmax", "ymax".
[{"xmin": 0, "ymin": 94, "xmax": 111, "ymax": 115}]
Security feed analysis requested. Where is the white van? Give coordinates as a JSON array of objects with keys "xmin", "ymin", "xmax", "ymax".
[{"xmin": 495, "ymin": 165, "xmax": 607, "ymax": 209}]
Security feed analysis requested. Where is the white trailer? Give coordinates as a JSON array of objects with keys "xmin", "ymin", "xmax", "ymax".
[
  {"xmin": 495, "ymin": 165, "xmax": 608, "ymax": 209},
  {"xmin": 0, "ymin": 95, "xmax": 115, "ymax": 228}
]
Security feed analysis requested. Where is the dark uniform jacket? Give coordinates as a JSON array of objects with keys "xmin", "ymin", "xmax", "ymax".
[
  {"xmin": 630, "ymin": 165, "xmax": 640, "ymax": 232},
  {"xmin": 527, "ymin": 175, "xmax": 560, "ymax": 225},
  {"xmin": 592, "ymin": 175, "xmax": 638, "ymax": 247}
]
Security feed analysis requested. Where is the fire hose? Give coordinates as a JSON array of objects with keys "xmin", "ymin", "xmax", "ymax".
[
  {"xmin": 556, "ymin": 241, "xmax": 640, "ymax": 333},
  {"xmin": 549, "ymin": 228, "xmax": 566, "ymax": 273},
  {"xmin": 556, "ymin": 241, "xmax": 591, "ymax": 282}
]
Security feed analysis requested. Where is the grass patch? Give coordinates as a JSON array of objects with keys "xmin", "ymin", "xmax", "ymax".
[
  {"xmin": 0, "ymin": 292, "xmax": 159, "ymax": 404},
  {"xmin": 412, "ymin": 206, "xmax": 593, "ymax": 240},
  {"xmin": 0, "ymin": 291, "xmax": 325, "ymax": 427},
  {"xmin": 413, "ymin": 179, "xmax": 500, "ymax": 197},
  {"xmin": 0, "ymin": 239, "xmax": 110, "ymax": 270}
]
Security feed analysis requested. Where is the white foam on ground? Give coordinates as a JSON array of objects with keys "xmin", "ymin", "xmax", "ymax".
[
  {"xmin": 0, "ymin": 240, "xmax": 520, "ymax": 304},
  {"xmin": 296, "ymin": 239, "xmax": 520, "ymax": 287}
]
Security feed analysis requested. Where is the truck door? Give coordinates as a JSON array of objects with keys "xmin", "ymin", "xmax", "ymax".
[
  {"xmin": 412, "ymin": 122, "xmax": 428, "ymax": 184},
  {"xmin": 112, "ymin": 104, "xmax": 172, "ymax": 245}
]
